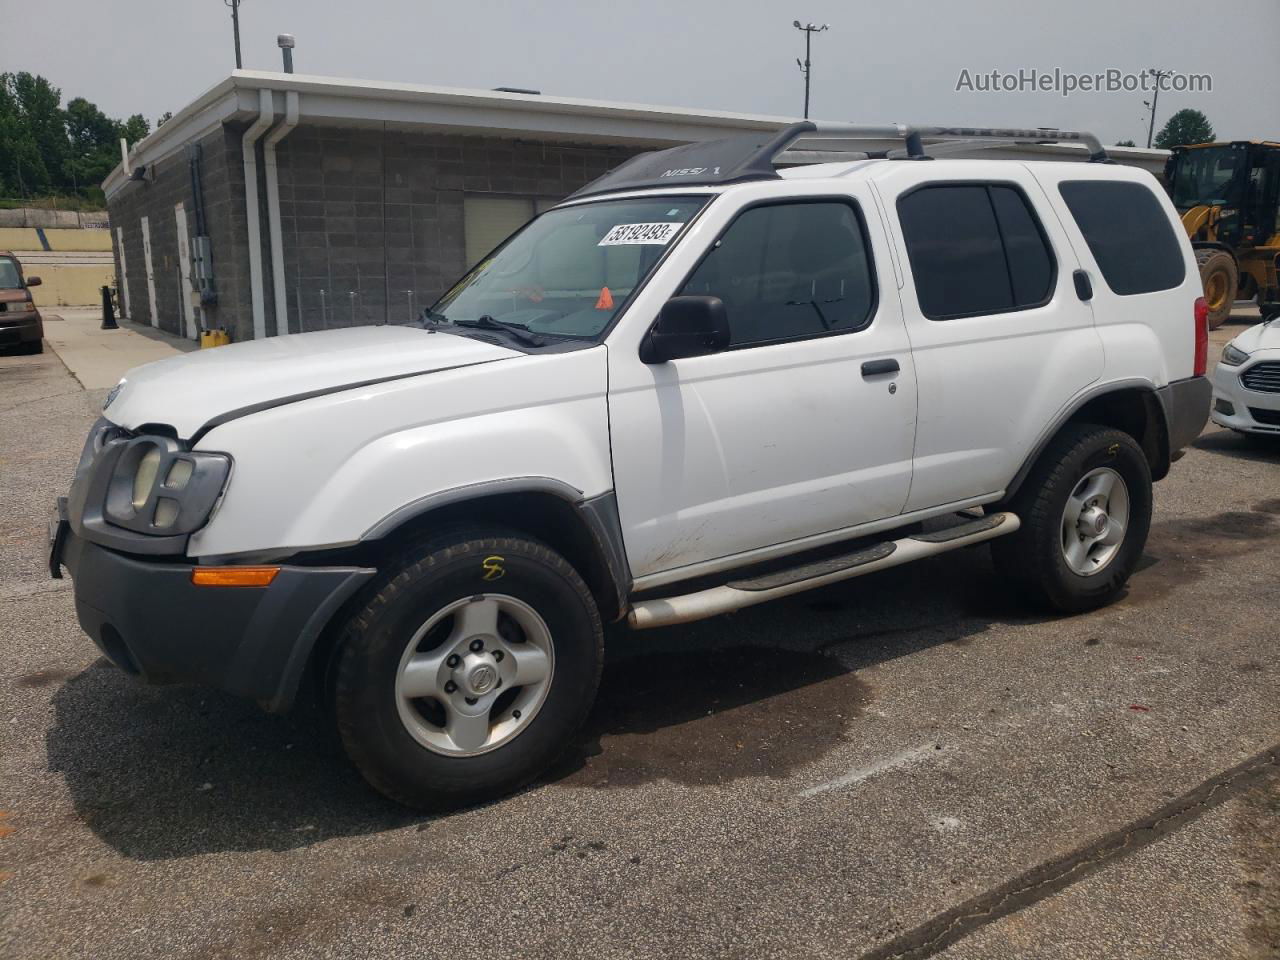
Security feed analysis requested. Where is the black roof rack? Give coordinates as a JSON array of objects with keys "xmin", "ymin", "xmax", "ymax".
[{"xmin": 570, "ymin": 122, "xmax": 1110, "ymax": 199}]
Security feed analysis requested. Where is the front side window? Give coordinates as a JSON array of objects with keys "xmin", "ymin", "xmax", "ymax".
[
  {"xmin": 897, "ymin": 183, "xmax": 1056, "ymax": 320},
  {"xmin": 0, "ymin": 258, "xmax": 21, "ymax": 289},
  {"xmin": 433, "ymin": 195, "xmax": 708, "ymax": 339},
  {"xmin": 1058, "ymin": 180, "xmax": 1186, "ymax": 296},
  {"xmin": 678, "ymin": 200, "xmax": 876, "ymax": 347}
]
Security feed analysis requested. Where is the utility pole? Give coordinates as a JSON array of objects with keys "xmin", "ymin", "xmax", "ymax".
[
  {"xmin": 225, "ymin": 0, "xmax": 244, "ymax": 69},
  {"xmin": 1145, "ymin": 67, "xmax": 1170, "ymax": 148},
  {"xmin": 793, "ymin": 21, "xmax": 829, "ymax": 119}
]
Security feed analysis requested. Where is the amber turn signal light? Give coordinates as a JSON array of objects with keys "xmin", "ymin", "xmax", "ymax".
[{"xmin": 190, "ymin": 566, "xmax": 280, "ymax": 587}]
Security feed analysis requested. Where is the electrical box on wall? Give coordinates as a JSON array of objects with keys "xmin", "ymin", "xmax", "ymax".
[{"xmin": 190, "ymin": 235, "xmax": 218, "ymax": 305}]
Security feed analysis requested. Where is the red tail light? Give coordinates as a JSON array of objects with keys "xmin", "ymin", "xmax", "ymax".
[{"xmin": 1193, "ymin": 296, "xmax": 1208, "ymax": 376}]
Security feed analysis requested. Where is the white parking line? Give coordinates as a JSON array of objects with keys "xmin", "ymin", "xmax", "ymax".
[{"xmin": 798, "ymin": 743, "xmax": 940, "ymax": 798}]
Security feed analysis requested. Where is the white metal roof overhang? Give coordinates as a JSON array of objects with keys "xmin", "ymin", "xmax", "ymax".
[{"xmin": 103, "ymin": 69, "xmax": 1170, "ymax": 198}]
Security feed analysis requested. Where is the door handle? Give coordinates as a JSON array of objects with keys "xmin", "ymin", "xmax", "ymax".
[
  {"xmin": 1073, "ymin": 269, "xmax": 1093, "ymax": 302},
  {"xmin": 861, "ymin": 358, "xmax": 900, "ymax": 377}
]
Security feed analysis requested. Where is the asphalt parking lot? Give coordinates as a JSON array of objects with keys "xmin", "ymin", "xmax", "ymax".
[{"xmin": 1, "ymin": 320, "xmax": 1277, "ymax": 960}]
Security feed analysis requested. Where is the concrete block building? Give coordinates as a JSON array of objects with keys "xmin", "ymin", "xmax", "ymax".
[{"xmin": 104, "ymin": 70, "xmax": 1169, "ymax": 342}]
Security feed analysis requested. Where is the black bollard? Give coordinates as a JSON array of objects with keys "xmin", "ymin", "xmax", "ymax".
[{"xmin": 100, "ymin": 285, "xmax": 118, "ymax": 330}]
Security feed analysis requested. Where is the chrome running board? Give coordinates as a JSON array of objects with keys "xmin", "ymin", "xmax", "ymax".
[{"xmin": 627, "ymin": 511, "xmax": 1020, "ymax": 629}]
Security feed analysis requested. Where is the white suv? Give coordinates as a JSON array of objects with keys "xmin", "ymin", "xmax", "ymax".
[{"xmin": 51, "ymin": 123, "xmax": 1210, "ymax": 808}]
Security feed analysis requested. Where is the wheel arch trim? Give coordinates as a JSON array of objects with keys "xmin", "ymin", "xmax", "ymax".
[
  {"xmin": 1005, "ymin": 378, "xmax": 1167, "ymax": 501},
  {"xmin": 361, "ymin": 478, "xmax": 633, "ymax": 621}
]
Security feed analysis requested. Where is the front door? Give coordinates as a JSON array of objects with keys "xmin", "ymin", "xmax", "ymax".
[{"xmin": 608, "ymin": 190, "xmax": 916, "ymax": 583}]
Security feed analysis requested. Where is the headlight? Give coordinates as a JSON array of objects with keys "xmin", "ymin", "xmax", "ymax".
[
  {"xmin": 9, "ymin": 299, "xmax": 34, "ymax": 313},
  {"xmin": 132, "ymin": 448, "xmax": 162, "ymax": 509},
  {"xmin": 98, "ymin": 437, "xmax": 231, "ymax": 536},
  {"xmin": 1221, "ymin": 343, "xmax": 1251, "ymax": 366}
]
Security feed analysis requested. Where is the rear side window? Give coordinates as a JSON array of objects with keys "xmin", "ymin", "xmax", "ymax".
[
  {"xmin": 897, "ymin": 184, "xmax": 1055, "ymax": 320},
  {"xmin": 1058, "ymin": 180, "xmax": 1186, "ymax": 295}
]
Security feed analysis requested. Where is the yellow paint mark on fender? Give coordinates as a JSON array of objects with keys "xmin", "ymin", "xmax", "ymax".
[{"xmin": 481, "ymin": 556, "xmax": 506, "ymax": 581}]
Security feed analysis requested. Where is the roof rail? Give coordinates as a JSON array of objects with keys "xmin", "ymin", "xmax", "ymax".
[
  {"xmin": 569, "ymin": 121, "xmax": 1109, "ymax": 199},
  {"xmin": 798, "ymin": 123, "xmax": 1110, "ymax": 163}
]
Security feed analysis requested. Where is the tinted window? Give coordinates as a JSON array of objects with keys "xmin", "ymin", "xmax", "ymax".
[
  {"xmin": 679, "ymin": 201, "xmax": 875, "ymax": 347},
  {"xmin": 897, "ymin": 184, "xmax": 1055, "ymax": 320},
  {"xmin": 990, "ymin": 186, "xmax": 1054, "ymax": 306},
  {"xmin": 1058, "ymin": 180, "xmax": 1186, "ymax": 295}
]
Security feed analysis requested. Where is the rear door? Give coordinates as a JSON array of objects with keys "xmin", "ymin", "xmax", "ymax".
[{"xmin": 874, "ymin": 161, "xmax": 1103, "ymax": 511}]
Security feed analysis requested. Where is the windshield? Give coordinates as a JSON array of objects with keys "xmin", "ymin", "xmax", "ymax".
[
  {"xmin": 0, "ymin": 258, "xmax": 21, "ymax": 289},
  {"xmin": 1170, "ymin": 146, "xmax": 1245, "ymax": 209},
  {"xmin": 429, "ymin": 195, "xmax": 709, "ymax": 339}
]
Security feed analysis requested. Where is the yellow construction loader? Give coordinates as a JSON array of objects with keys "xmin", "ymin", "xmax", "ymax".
[{"xmin": 1165, "ymin": 140, "xmax": 1280, "ymax": 328}]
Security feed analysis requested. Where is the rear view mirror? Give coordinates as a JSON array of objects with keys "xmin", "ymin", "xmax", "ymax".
[
  {"xmin": 25, "ymin": 276, "xmax": 41, "ymax": 287},
  {"xmin": 640, "ymin": 296, "xmax": 730, "ymax": 363}
]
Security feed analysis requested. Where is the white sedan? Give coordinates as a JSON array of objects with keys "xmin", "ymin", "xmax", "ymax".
[{"xmin": 1211, "ymin": 319, "xmax": 1280, "ymax": 436}]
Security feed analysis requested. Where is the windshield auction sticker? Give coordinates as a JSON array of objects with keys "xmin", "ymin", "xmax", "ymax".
[{"xmin": 598, "ymin": 222, "xmax": 684, "ymax": 246}]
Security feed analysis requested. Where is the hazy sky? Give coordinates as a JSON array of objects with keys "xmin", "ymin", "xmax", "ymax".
[{"xmin": 10, "ymin": 0, "xmax": 1279, "ymax": 145}]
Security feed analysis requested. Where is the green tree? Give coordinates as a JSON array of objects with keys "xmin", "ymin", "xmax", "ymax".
[
  {"xmin": 1115, "ymin": 139, "xmax": 1136, "ymax": 147},
  {"xmin": 120, "ymin": 114, "xmax": 150, "ymax": 144},
  {"xmin": 156, "ymin": 110, "xmax": 173, "ymax": 127},
  {"xmin": 1154, "ymin": 109, "xmax": 1215, "ymax": 149},
  {"xmin": 10, "ymin": 72, "xmax": 67, "ymax": 190}
]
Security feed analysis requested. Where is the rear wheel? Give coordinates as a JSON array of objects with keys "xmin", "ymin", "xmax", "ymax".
[
  {"xmin": 994, "ymin": 424, "xmax": 1152, "ymax": 613},
  {"xmin": 1197, "ymin": 249, "xmax": 1238, "ymax": 330},
  {"xmin": 333, "ymin": 527, "xmax": 603, "ymax": 809}
]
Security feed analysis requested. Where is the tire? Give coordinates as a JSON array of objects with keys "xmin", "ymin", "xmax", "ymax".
[
  {"xmin": 1197, "ymin": 249, "xmax": 1237, "ymax": 330},
  {"xmin": 993, "ymin": 424, "xmax": 1152, "ymax": 614},
  {"xmin": 333, "ymin": 527, "xmax": 603, "ymax": 810}
]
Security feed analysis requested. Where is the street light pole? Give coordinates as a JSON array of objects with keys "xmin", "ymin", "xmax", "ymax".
[
  {"xmin": 1145, "ymin": 67, "xmax": 1169, "ymax": 148},
  {"xmin": 225, "ymin": 0, "xmax": 244, "ymax": 69},
  {"xmin": 793, "ymin": 21, "xmax": 829, "ymax": 119}
]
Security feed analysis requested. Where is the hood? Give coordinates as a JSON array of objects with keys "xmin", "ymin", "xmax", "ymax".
[
  {"xmin": 104, "ymin": 325, "xmax": 521, "ymax": 438},
  {"xmin": 1229, "ymin": 320, "xmax": 1280, "ymax": 355}
]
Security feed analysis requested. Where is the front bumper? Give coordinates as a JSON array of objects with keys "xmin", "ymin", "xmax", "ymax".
[
  {"xmin": 51, "ymin": 512, "xmax": 375, "ymax": 711},
  {"xmin": 1210, "ymin": 360, "xmax": 1280, "ymax": 435},
  {"xmin": 0, "ymin": 313, "xmax": 42, "ymax": 346}
]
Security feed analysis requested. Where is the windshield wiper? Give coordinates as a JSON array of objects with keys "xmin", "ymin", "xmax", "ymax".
[{"xmin": 452, "ymin": 314, "xmax": 545, "ymax": 347}]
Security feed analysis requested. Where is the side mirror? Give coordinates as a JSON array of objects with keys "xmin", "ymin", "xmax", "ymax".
[
  {"xmin": 25, "ymin": 276, "xmax": 41, "ymax": 287},
  {"xmin": 640, "ymin": 296, "xmax": 730, "ymax": 364}
]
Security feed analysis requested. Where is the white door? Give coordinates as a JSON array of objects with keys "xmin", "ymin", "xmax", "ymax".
[
  {"xmin": 608, "ymin": 191, "xmax": 916, "ymax": 582},
  {"xmin": 114, "ymin": 226, "xmax": 131, "ymax": 319},
  {"xmin": 873, "ymin": 163, "xmax": 1104, "ymax": 511},
  {"xmin": 139, "ymin": 216, "xmax": 158, "ymax": 328},
  {"xmin": 174, "ymin": 203, "xmax": 197, "ymax": 339}
]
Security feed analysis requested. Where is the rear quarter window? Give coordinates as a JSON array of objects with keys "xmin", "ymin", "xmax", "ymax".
[{"xmin": 1058, "ymin": 180, "xmax": 1186, "ymax": 295}]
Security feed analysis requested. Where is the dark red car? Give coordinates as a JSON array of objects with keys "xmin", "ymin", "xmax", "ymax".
[{"xmin": 0, "ymin": 251, "xmax": 44, "ymax": 354}]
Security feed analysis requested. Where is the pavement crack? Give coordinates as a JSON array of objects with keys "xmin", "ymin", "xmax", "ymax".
[{"xmin": 856, "ymin": 745, "xmax": 1280, "ymax": 960}]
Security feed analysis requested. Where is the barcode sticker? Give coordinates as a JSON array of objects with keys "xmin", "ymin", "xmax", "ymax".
[{"xmin": 598, "ymin": 222, "xmax": 683, "ymax": 246}]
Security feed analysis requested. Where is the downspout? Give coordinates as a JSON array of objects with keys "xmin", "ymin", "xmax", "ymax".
[
  {"xmin": 241, "ymin": 88, "xmax": 275, "ymax": 340},
  {"xmin": 263, "ymin": 90, "xmax": 299, "ymax": 334}
]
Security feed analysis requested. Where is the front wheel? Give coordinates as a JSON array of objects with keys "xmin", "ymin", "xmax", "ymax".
[
  {"xmin": 994, "ymin": 424, "xmax": 1152, "ymax": 613},
  {"xmin": 333, "ymin": 528, "xmax": 603, "ymax": 809}
]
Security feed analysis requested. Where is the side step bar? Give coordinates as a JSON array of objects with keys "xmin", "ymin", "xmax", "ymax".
[{"xmin": 627, "ymin": 511, "xmax": 1020, "ymax": 629}]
